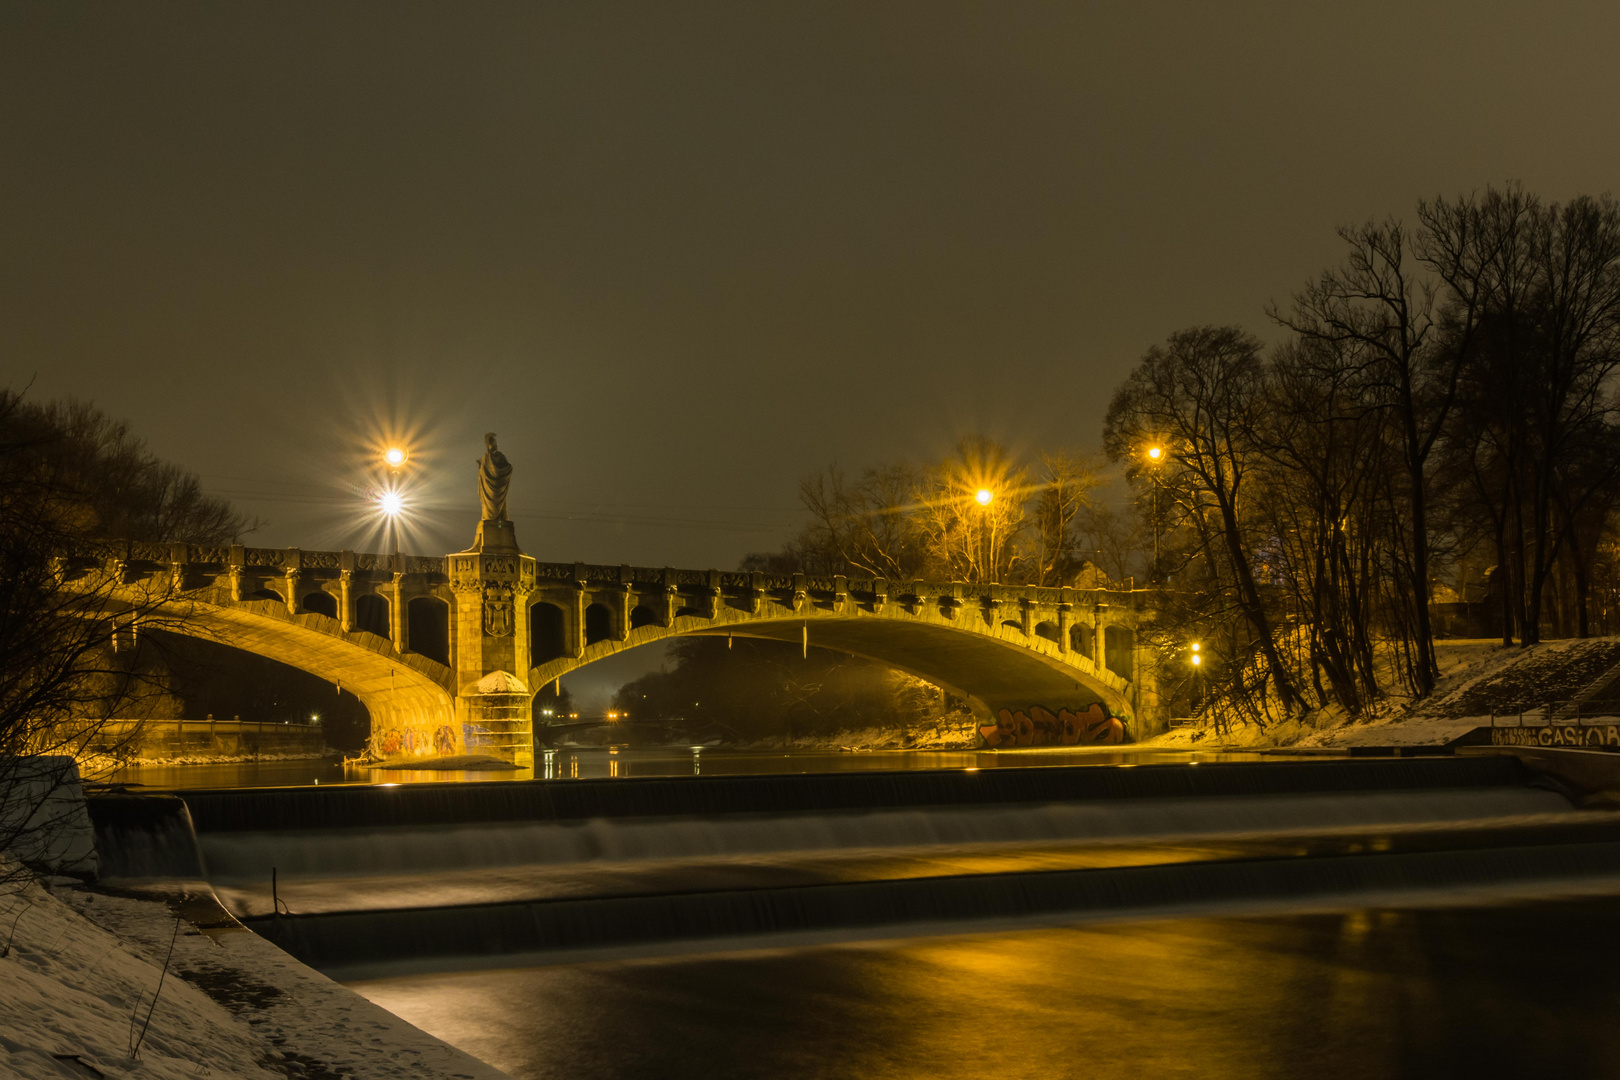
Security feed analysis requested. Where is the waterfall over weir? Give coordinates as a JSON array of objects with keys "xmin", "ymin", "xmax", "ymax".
[
  {"xmin": 175, "ymin": 756, "xmax": 1536, "ymax": 832},
  {"xmin": 87, "ymin": 755, "xmax": 1620, "ymax": 976},
  {"xmin": 199, "ymin": 786, "xmax": 1571, "ymax": 887}
]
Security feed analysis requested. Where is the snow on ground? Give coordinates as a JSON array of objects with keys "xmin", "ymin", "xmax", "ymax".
[
  {"xmin": 1145, "ymin": 638, "xmax": 1620, "ymax": 751},
  {"xmin": 0, "ymin": 860, "xmax": 507, "ymax": 1080},
  {"xmin": 81, "ymin": 753, "xmax": 338, "ymax": 773},
  {"xmin": 0, "ymin": 865, "xmax": 279, "ymax": 1080}
]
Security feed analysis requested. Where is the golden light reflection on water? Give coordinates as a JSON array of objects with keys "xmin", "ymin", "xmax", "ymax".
[
  {"xmin": 352, "ymin": 899, "xmax": 1620, "ymax": 1080},
  {"xmin": 110, "ymin": 747, "xmax": 1283, "ymax": 791}
]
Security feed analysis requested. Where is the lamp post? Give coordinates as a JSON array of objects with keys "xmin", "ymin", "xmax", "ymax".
[
  {"xmin": 379, "ymin": 446, "xmax": 409, "ymax": 555},
  {"xmin": 975, "ymin": 487, "xmax": 994, "ymax": 583},
  {"xmin": 1145, "ymin": 445, "xmax": 1163, "ymax": 580},
  {"xmin": 1190, "ymin": 642, "xmax": 1203, "ymax": 716}
]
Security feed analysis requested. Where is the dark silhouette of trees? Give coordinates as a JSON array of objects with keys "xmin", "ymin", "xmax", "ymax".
[
  {"xmin": 1104, "ymin": 326, "xmax": 1307, "ymax": 715},
  {"xmin": 612, "ymin": 637, "xmax": 965, "ymax": 744},
  {"xmin": 749, "ymin": 437, "xmax": 1107, "ymax": 588},
  {"xmin": 1095, "ymin": 185, "xmax": 1620, "ymax": 727},
  {"xmin": 725, "ymin": 185, "xmax": 1620, "ymax": 733},
  {"xmin": 1, "ymin": 391, "xmax": 258, "ymax": 880},
  {"xmin": 1427, "ymin": 188, "xmax": 1620, "ymax": 645}
]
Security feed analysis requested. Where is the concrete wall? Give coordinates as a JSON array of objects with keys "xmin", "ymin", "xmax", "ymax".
[{"xmin": 85, "ymin": 719, "xmax": 329, "ymax": 760}]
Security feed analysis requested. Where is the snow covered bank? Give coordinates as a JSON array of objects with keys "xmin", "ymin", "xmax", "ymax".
[
  {"xmin": 1145, "ymin": 639, "xmax": 1620, "ymax": 751},
  {"xmin": 83, "ymin": 752, "xmax": 339, "ymax": 772},
  {"xmin": 0, "ymin": 861, "xmax": 507, "ymax": 1079}
]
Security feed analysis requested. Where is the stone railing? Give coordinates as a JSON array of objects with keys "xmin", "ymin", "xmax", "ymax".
[
  {"xmin": 76, "ymin": 542, "xmax": 447, "ymax": 578},
  {"xmin": 78, "ymin": 541, "xmax": 1142, "ymax": 611},
  {"xmin": 525, "ymin": 562, "xmax": 1142, "ymax": 609}
]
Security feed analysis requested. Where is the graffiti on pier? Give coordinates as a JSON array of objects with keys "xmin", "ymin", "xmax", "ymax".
[
  {"xmin": 370, "ymin": 723, "xmax": 460, "ymax": 758},
  {"xmin": 979, "ymin": 703, "xmax": 1125, "ymax": 748}
]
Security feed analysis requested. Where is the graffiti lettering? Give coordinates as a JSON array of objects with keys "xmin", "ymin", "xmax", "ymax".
[
  {"xmin": 1490, "ymin": 725, "xmax": 1620, "ymax": 749},
  {"xmin": 979, "ymin": 703, "xmax": 1125, "ymax": 748}
]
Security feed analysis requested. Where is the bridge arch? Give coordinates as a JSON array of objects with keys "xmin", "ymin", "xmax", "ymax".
[
  {"xmin": 1104, "ymin": 625, "xmax": 1135, "ymax": 681},
  {"xmin": 583, "ymin": 603, "xmax": 614, "ymax": 646},
  {"xmin": 407, "ymin": 597, "xmax": 451, "ymax": 666},
  {"xmin": 85, "ymin": 562, "xmax": 460, "ymax": 760},
  {"xmin": 355, "ymin": 594, "xmax": 390, "ymax": 638},
  {"xmin": 530, "ymin": 602, "xmax": 568, "ymax": 663},
  {"xmin": 528, "ymin": 606, "xmax": 1141, "ymax": 730}
]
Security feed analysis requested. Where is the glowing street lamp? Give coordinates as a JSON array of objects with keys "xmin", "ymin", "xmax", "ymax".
[
  {"xmin": 1145, "ymin": 445, "xmax": 1165, "ymax": 576},
  {"xmin": 383, "ymin": 446, "xmax": 408, "ymax": 470},
  {"xmin": 375, "ymin": 485, "xmax": 407, "ymax": 557},
  {"xmin": 972, "ymin": 487, "xmax": 996, "ymax": 583}
]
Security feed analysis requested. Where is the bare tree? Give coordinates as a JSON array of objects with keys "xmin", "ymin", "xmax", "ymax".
[
  {"xmin": 794, "ymin": 463, "xmax": 928, "ymax": 579},
  {"xmin": 1427, "ymin": 188, "xmax": 1620, "ymax": 644},
  {"xmin": 0, "ymin": 391, "xmax": 252, "ymax": 889},
  {"xmin": 1105, "ymin": 326, "xmax": 1306, "ymax": 714},
  {"xmin": 912, "ymin": 436, "xmax": 1031, "ymax": 584},
  {"xmin": 1272, "ymin": 220, "xmax": 1463, "ymax": 695},
  {"xmin": 1030, "ymin": 450, "xmax": 1103, "ymax": 586}
]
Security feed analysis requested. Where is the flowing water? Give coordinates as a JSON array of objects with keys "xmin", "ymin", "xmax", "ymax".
[
  {"xmin": 349, "ymin": 899, "xmax": 1620, "ymax": 1080},
  {"xmin": 90, "ymin": 754, "xmax": 1620, "ymax": 1078}
]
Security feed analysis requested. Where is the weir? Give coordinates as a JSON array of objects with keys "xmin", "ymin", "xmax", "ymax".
[
  {"xmin": 248, "ymin": 839, "xmax": 1620, "ymax": 976},
  {"xmin": 173, "ymin": 756, "xmax": 1536, "ymax": 833},
  {"xmin": 85, "ymin": 755, "xmax": 1620, "ymax": 977}
]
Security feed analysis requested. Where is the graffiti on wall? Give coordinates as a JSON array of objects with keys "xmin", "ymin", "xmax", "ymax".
[
  {"xmin": 370, "ymin": 723, "xmax": 460, "ymax": 758},
  {"xmin": 1491, "ymin": 725, "xmax": 1620, "ymax": 750},
  {"xmin": 979, "ymin": 703, "xmax": 1125, "ymax": 748}
]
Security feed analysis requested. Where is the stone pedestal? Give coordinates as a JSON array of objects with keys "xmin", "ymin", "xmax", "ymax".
[{"xmin": 447, "ymin": 519, "xmax": 536, "ymax": 768}]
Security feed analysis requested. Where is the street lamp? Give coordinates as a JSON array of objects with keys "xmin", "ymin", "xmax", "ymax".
[
  {"xmin": 973, "ymin": 487, "xmax": 995, "ymax": 582},
  {"xmin": 376, "ymin": 486, "xmax": 405, "ymax": 556},
  {"xmin": 1190, "ymin": 642, "xmax": 1204, "ymax": 715},
  {"xmin": 376, "ymin": 444, "xmax": 411, "ymax": 555},
  {"xmin": 1145, "ymin": 445, "xmax": 1164, "ymax": 579}
]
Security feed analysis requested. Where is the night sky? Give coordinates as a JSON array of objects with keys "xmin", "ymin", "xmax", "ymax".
[{"xmin": 5, "ymin": 1, "xmax": 1618, "ymax": 570}]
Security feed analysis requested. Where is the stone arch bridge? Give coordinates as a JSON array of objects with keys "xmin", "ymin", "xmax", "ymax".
[{"xmin": 73, "ymin": 537, "xmax": 1161, "ymax": 767}]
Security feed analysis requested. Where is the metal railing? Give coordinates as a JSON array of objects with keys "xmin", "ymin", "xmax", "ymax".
[{"xmin": 1488, "ymin": 701, "xmax": 1620, "ymax": 727}]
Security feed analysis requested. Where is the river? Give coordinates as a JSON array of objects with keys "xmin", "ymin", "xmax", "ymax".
[
  {"xmin": 107, "ymin": 750, "xmax": 1620, "ymax": 1078},
  {"xmin": 105, "ymin": 745, "xmax": 1278, "ymax": 789},
  {"xmin": 349, "ymin": 897, "xmax": 1620, "ymax": 1080}
]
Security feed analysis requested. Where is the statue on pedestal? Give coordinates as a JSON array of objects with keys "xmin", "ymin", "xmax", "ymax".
[{"xmin": 478, "ymin": 433, "xmax": 512, "ymax": 523}]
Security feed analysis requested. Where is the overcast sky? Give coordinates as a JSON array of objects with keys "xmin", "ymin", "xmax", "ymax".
[{"xmin": 5, "ymin": 1, "xmax": 1618, "ymax": 574}]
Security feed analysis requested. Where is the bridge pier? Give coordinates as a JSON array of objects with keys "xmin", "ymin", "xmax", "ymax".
[{"xmin": 446, "ymin": 519, "xmax": 536, "ymax": 768}]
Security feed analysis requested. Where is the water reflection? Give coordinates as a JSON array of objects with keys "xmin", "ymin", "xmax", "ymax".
[
  {"xmin": 107, "ymin": 746, "xmax": 1281, "ymax": 791},
  {"xmin": 351, "ymin": 897, "xmax": 1620, "ymax": 1080}
]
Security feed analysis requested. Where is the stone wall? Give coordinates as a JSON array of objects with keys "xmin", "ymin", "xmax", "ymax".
[{"xmin": 83, "ymin": 719, "xmax": 329, "ymax": 761}]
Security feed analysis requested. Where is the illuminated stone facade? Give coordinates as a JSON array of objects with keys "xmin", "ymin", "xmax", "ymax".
[{"xmin": 74, "ymin": 523, "xmax": 1159, "ymax": 766}]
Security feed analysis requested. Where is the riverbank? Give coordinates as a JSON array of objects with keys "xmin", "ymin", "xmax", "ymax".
[
  {"xmin": 0, "ymin": 859, "xmax": 506, "ymax": 1079},
  {"xmin": 85, "ymin": 751, "xmax": 342, "ymax": 773},
  {"xmin": 1144, "ymin": 637, "xmax": 1620, "ymax": 752}
]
